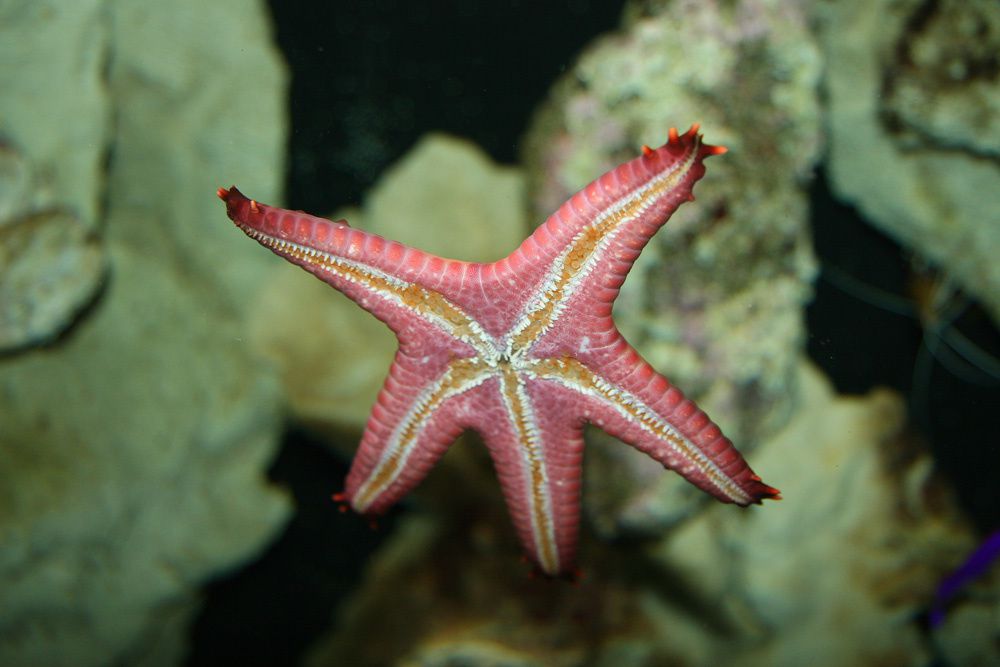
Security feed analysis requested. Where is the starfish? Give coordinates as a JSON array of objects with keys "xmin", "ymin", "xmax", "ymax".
[{"xmin": 218, "ymin": 125, "xmax": 779, "ymax": 576}]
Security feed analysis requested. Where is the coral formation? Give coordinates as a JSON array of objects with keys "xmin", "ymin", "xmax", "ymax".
[{"xmin": 521, "ymin": 0, "xmax": 821, "ymax": 532}]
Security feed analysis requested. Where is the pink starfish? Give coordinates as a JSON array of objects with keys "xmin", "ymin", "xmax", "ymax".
[{"xmin": 218, "ymin": 125, "xmax": 779, "ymax": 575}]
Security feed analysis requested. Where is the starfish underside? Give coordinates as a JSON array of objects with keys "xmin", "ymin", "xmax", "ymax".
[{"xmin": 219, "ymin": 125, "xmax": 779, "ymax": 575}]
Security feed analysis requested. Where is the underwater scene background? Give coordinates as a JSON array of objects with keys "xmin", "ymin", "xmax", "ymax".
[{"xmin": 1, "ymin": 1, "xmax": 998, "ymax": 665}]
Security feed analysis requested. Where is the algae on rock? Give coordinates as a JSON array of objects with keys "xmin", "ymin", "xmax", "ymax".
[
  {"xmin": 522, "ymin": 0, "xmax": 821, "ymax": 533},
  {"xmin": 818, "ymin": 0, "xmax": 1000, "ymax": 325}
]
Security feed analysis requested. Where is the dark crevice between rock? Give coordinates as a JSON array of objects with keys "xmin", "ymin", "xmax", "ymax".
[
  {"xmin": 265, "ymin": 0, "xmax": 628, "ymax": 214},
  {"xmin": 806, "ymin": 168, "xmax": 1000, "ymax": 533},
  {"xmin": 185, "ymin": 427, "xmax": 396, "ymax": 667}
]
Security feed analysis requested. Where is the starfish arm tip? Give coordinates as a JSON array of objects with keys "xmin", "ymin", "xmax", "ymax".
[
  {"xmin": 659, "ymin": 123, "xmax": 726, "ymax": 157},
  {"xmin": 217, "ymin": 184, "xmax": 245, "ymax": 201},
  {"xmin": 745, "ymin": 473, "xmax": 781, "ymax": 503},
  {"xmin": 690, "ymin": 124, "xmax": 727, "ymax": 157},
  {"xmin": 753, "ymin": 485, "xmax": 782, "ymax": 503}
]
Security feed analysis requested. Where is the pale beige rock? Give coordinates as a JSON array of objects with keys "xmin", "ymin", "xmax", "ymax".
[
  {"xmin": 0, "ymin": 1, "xmax": 110, "ymax": 348},
  {"xmin": 0, "ymin": 0, "xmax": 290, "ymax": 665},
  {"xmin": 817, "ymin": 0, "xmax": 1000, "ymax": 325},
  {"xmin": 646, "ymin": 362, "xmax": 971, "ymax": 666},
  {"xmin": 0, "ymin": 0, "xmax": 108, "ymax": 230},
  {"xmin": 881, "ymin": 0, "xmax": 1000, "ymax": 157},
  {"xmin": 249, "ymin": 133, "xmax": 527, "ymax": 433},
  {"xmin": 0, "ymin": 142, "xmax": 31, "ymax": 223},
  {"xmin": 367, "ymin": 133, "xmax": 526, "ymax": 262},
  {"xmin": 0, "ymin": 246, "xmax": 288, "ymax": 667},
  {"xmin": 105, "ymin": 0, "xmax": 286, "ymax": 308},
  {"xmin": 0, "ymin": 209, "xmax": 105, "ymax": 350}
]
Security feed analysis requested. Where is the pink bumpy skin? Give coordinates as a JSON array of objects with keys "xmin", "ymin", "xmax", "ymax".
[{"xmin": 218, "ymin": 125, "xmax": 779, "ymax": 576}]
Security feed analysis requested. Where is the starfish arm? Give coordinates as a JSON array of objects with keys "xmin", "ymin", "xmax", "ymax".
[
  {"xmin": 473, "ymin": 374, "xmax": 586, "ymax": 576},
  {"xmin": 503, "ymin": 126, "xmax": 726, "ymax": 354},
  {"xmin": 344, "ymin": 353, "xmax": 493, "ymax": 514},
  {"xmin": 527, "ymin": 351, "xmax": 780, "ymax": 506},
  {"xmin": 218, "ymin": 186, "xmax": 497, "ymax": 357}
]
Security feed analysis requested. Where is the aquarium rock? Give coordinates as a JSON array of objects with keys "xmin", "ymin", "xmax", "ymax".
[
  {"xmin": 817, "ymin": 0, "xmax": 1000, "ymax": 325},
  {"xmin": 0, "ymin": 1, "xmax": 289, "ymax": 665},
  {"xmin": 521, "ymin": 0, "xmax": 821, "ymax": 533}
]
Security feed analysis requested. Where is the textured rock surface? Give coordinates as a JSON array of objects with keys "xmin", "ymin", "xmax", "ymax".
[
  {"xmin": 0, "ymin": 141, "xmax": 31, "ymax": 222},
  {"xmin": 248, "ymin": 133, "xmax": 527, "ymax": 432},
  {"xmin": 521, "ymin": 0, "xmax": 821, "ymax": 533},
  {"xmin": 304, "ymin": 362, "xmax": 974, "ymax": 667},
  {"xmin": 106, "ymin": 0, "xmax": 287, "ymax": 309},
  {"xmin": 0, "ymin": 249, "xmax": 287, "ymax": 667},
  {"xmin": 0, "ymin": 1, "xmax": 109, "ymax": 349},
  {"xmin": 0, "ymin": 0, "xmax": 108, "ymax": 230},
  {"xmin": 934, "ymin": 565, "xmax": 1000, "ymax": 667},
  {"xmin": 880, "ymin": 0, "xmax": 1000, "ymax": 157},
  {"xmin": 648, "ymin": 363, "xmax": 966, "ymax": 666},
  {"xmin": 817, "ymin": 0, "xmax": 1000, "ymax": 325},
  {"xmin": 0, "ymin": 208, "xmax": 105, "ymax": 351},
  {"xmin": 0, "ymin": 1, "xmax": 290, "ymax": 665}
]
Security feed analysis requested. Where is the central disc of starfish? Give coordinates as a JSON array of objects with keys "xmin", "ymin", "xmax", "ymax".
[{"xmin": 219, "ymin": 125, "xmax": 779, "ymax": 575}]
